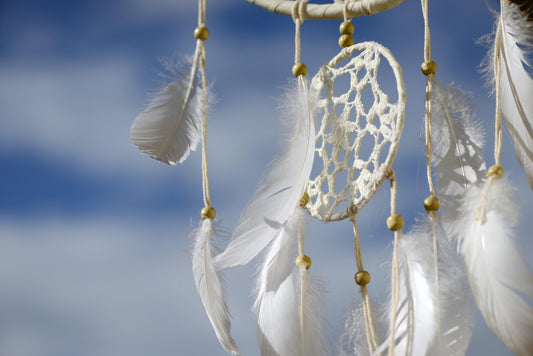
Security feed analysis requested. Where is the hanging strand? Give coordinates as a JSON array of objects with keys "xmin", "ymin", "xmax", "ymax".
[
  {"xmin": 420, "ymin": 0, "xmax": 444, "ymax": 349},
  {"xmin": 350, "ymin": 212, "xmax": 379, "ymax": 355},
  {"xmin": 385, "ymin": 168, "xmax": 404, "ymax": 356},
  {"xmin": 493, "ymin": 16, "xmax": 504, "ymax": 167},
  {"xmin": 195, "ymin": 0, "xmax": 212, "ymax": 210},
  {"xmin": 420, "ymin": 0, "xmax": 437, "ymax": 197}
]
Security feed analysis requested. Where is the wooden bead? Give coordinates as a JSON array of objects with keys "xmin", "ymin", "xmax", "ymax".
[
  {"xmin": 194, "ymin": 26, "xmax": 209, "ymax": 41},
  {"xmin": 200, "ymin": 206, "xmax": 216, "ymax": 220},
  {"xmin": 299, "ymin": 192, "xmax": 310, "ymax": 207},
  {"xmin": 339, "ymin": 21, "xmax": 354, "ymax": 35},
  {"xmin": 338, "ymin": 34, "xmax": 354, "ymax": 48},
  {"xmin": 421, "ymin": 60, "xmax": 437, "ymax": 75},
  {"xmin": 488, "ymin": 164, "xmax": 504, "ymax": 179},
  {"xmin": 386, "ymin": 214, "xmax": 404, "ymax": 231},
  {"xmin": 292, "ymin": 62, "xmax": 308, "ymax": 77},
  {"xmin": 424, "ymin": 195, "xmax": 440, "ymax": 212},
  {"xmin": 295, "ymin": 255, "xmax": 312, "ymax": 270},
  {"xmin": 355, "ymin": 271, "xmax": 371, "ymax": 286}
]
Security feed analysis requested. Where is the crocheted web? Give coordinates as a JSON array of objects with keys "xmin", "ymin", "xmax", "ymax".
[{"xmin": 306, "ymin": 42, "xmax": 405, "ymax": 222}]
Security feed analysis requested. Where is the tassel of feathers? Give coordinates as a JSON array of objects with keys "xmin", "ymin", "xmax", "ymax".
[
  {"xmin": 253, "ymin": 207, "xmax": 329, "ymax": 356},
  {"xmin": 489, "ymin": 0, "xmax": 533, "ymax": 189},
  {"xmin": 454, "ymin": 177, "xmax": 533, "ymax": 355},
  {"xmin": 131, "ymin": 44, "xmax": 205, "ymax": 165},
  {"xmin": 215, "ymin": 76, "xmax": 317, "ymax": 269},
  {"xmin": 190, "ymin": 218, "xmax": 241, "ymax": 356}
]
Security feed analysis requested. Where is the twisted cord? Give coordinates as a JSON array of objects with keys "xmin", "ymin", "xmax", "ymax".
[
  {"xmin": 350, "ymin": 214, "xmax": 379, "ymax": 354},
  {"xmin": 386, "ymin": 169, "xmax": 399, "ymax": 356},
  {"xmin": 198, "ymin": 0, "xmax": 211, "ymax": 208}
]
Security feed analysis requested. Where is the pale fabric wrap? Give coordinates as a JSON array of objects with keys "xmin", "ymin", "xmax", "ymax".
[{"xmin": 247, "ymin": 0, "xmax": 406, "ymax": 20}]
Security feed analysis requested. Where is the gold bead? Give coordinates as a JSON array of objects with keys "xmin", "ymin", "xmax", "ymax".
[
  {"xmin": 295, "ymin": 255, "xmax": 312, "ymax": 270},
  {"xmin": 292, "ymin": 62, "xmax": 307, "ymax": 77},
  {"xmin": 194, "ymin": 26, "xmax": 209, "ymax": 41},
  {"xmin": 386, "ymin": 214, "xmax": 404, "ymax": 231},
  {"xmin": 338, "ymin": 34, "xmax": 354, "ymax": 48},
  {"xmin": 355, "ymin": 271, "xmax": 371, "ymax": 286},
  {"xmin": 299, "ymin": 192, "xmax": 310, "ymax": 207},
  {"xmin": 339, "ymin": 21, "xmax": 354, "ymax": 35},
  {"xmin": 488, "ymin": 164, "xmax": 504, "ymax": 179},
  {"xmin": 200, "ymin": 206, "xmax": 216, "ymax": 220},
  {"xmin": 424, "ymin": 195, "xmax": 440, "ymax": 212},
  {"xmin": 421, "ymin": 60, "xmax": 437, "ymax": 75}
]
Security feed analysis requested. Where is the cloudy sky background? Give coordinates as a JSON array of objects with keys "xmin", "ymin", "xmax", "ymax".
[{"xmin": 1, "ymin": 0, "xmax": 532, "ymax": 355}]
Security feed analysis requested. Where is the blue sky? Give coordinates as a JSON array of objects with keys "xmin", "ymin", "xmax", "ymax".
[{"xmin": 1, "ymin": 0, "xmax": 532, "ymax": 355}]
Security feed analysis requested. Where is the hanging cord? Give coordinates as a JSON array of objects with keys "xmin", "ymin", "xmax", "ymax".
[
  {"xmin": 493, "ymin": 15, "xmax": 504, "ymax": 167},
  {"xmin": 384, "ymin": 168, "xmax": 403, "ymax": 356},
  {"xmin": 421, "ymin": 0, "xmax": 436, "ymax": 197},
  {"xmin": 419, "ymin": 0, "xmax": 445, "ymax": 349},
  {"xmin": 196, "ymin": 0, "xmax": 212, "ymax": 210},
  {"xmin": 349, "ymin": 210, "xmax": 379, "ymax": 355},
  {"xmin": 292, "ymin": 5, "xmax": 309, "ymax": 348},
  {"xmin": 292, "ymin": 1, "xmax": 307, "ymax": 66}
]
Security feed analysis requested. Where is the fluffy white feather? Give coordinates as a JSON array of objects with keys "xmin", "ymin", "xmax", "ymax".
[
  {"xmin": 131, "ymin": 47, "xmax": 204, "ymax": 165},
  {"xmin": 432, "ymin": 82, "xmax": 486, "ymax": 222},
  {"xmin": 216, "ymin": 76, "xmax": 316, "ymax": 268},
  {"xmin": 337, "ymin": 301, "xmax": 386, "ymax": 356},
  {"xmin": 254, "ymin": 207, "xmax": 329, "ymax": 356},
  {"xmin": 191, "ymin": 219, "xmax": 241, "ymax": 356},
  {"xmin": 455, "ymin": 177, "xmax": 533, "ymax": 355},
  {"xmin": 497, "ymin": 1, "xmax": 533, "ymax": 189}
]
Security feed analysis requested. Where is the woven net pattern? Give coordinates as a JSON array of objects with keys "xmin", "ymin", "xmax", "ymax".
[{"xmin": 306, "ymin": 42, "xmax": 406, "ymax": 222}]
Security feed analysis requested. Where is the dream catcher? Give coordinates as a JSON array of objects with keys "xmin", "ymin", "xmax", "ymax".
[{"xmin": 130, "ymin": 0, "xmax": 533, "ymax": 355}]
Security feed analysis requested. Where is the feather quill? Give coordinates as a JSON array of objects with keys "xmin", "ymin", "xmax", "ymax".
[
  {"xmin": 191, "ymin": 219, "xmax": 241, "ymax": 356},
  {"xmin": 455, "ymin": 177, "xmax": 533, "ymax": 355},
  {"xmin": 131, "ymin": 46, "xmax": 204, "ymax": 165},
  {"xmin": 254, "ymin": 207, "xmax": 329, "ymax": 356},
  {"xmin": 432, "ymin": 82, "xmax": 486, "ymax": 222},
  {"xmin": 495, "ymin": 1, "xmax": 533, "ymax": 188},
  {"xmin": 216, "ymin": 76, "xmax": 316, "ymax": 268}
]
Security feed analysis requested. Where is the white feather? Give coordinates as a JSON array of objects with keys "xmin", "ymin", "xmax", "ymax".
[
  {"xmin": 498, "ymin": 1, "xmax": 533, "ymax": 189},
  {"xmin": 337, "ymin": 301, "xmax": 386, "ymax": 356},
  {"xmin": 432, "ymin": 82, "xmax": 486, "ymax": 222},
  {"xmin": 131, "ymin": 46, "xmax": 204, "ymax": 165},
  {"xmin": 254, "ymin": 207, "xmax": 329, "ymax": 356},
  {"xmin": 191, "ymin": 219, "xmax": 241, "ymax": 356},
  {"xmin": 386, "ymin": 229, "xmax": 438, "ymax": 356},
  {"xmin": 426, "ymin": 219, "xmax": 473, "ymax": 356},
  {"xmin": 376, "ymin": 218, "xmax": 473, "ymax": 356},
  {"xmin": 216, "ymin": 76, "xmax": 316, "ymax": 268},
  {"xmin": 455, "ymin": 177, "xmax": 533, "ymax": 355}
]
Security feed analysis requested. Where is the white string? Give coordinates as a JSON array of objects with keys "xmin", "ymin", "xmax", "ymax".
[
  {"xmin": 198, "ymin": 0, "xmax": 211, "ymax": 208},
  {"xmin": 292, "ymin": 0, "xmax": 307, "ymax": 65},
  {"xmin": 350, "ymin": 214, "xmax": 379, "ymax": 354},
  {"xmin": 385, "ymin": 168, "xmax": 400, "ymax": 356}
]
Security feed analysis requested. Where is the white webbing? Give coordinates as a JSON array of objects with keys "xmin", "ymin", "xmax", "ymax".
[{"xmin": 306, "ymin": 42, "xmax": 406, "ymax": 222}]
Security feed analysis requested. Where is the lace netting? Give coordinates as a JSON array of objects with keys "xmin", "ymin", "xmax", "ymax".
[{"xmin": 306, "ymin": 42, "xmax": 406, "ymax": 222}]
